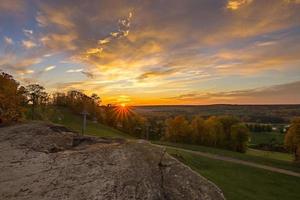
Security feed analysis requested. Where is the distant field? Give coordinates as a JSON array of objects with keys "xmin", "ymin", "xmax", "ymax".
[
  {"xmin": 48, "ymin": 107, "xmax": 132, "ymax": 139},
  {"xmin": 154, "ymin": 141, "xmax": 299, "ymax": 173},
  {"xmin": 167, "ymin": 148, "xmax": 300, "ymax": 200}
]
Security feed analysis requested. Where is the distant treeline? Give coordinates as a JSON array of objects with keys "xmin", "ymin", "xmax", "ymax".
[
  {"xmin": 135, "ymin": 105, "xmax": 300, "ymax": 124},
  {"xmin": 164, "ymin": 115, "xmax": 249, "ymax": 152}
]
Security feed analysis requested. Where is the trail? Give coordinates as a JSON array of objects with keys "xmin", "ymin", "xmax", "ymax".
[{"xmin": 155, "ymin": 144, "xmax": 300, "ymax": 178}]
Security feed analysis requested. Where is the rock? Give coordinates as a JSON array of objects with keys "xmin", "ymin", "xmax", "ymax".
[{"xmin": 0, "ymin": 122, "xmax": 225, "ymax": 200}]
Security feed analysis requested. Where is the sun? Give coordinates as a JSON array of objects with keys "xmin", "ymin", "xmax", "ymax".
[{"xmin": 114, "ymin": 103, "xmax": 132, "ymax": 121}]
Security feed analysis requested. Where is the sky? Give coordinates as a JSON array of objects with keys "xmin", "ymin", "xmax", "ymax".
[{"xmin": 1, "ymin": 0, "xmax": 300, "ymax": 105}]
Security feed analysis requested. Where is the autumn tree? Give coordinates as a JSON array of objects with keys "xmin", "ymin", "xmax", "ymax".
[
  {"xmin": 0, "ymin": 72, "xmax": 26, "ymax": 124},
  {"xmin": 285, "ymin": 118, "xmax": 300, "ymax": 162},
  {"xmin": 204, "ymin": 116, "xmax": 224, "ymax": 146},
  {"xmin": 165, "ymin": 116, "xmax": 191, "ymax": 143},
  {"xmin": 26, "ymin": 84, "xmax": 47, "ymax": 120},
  {"xmin": 190, "ymin": 116, "xmax": 205, "ymax": 144}
]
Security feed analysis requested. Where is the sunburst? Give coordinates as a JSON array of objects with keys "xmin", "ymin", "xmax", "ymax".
[{"xmin": 114, "ymin": 104, "xmax": 133, "ymax": 121}]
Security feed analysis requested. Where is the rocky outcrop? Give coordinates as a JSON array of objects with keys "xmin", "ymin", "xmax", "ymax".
[{"xmin": 0, "ymin": 122, "xmax": 225, "ymax": 200}]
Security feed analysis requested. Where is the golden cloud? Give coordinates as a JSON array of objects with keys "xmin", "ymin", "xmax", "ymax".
[
  {"xmin": 226, "ymin": 0, "xmax": 253, "ymax": 10},
  {"xmin": 22, "ymin": 40, "xmax": 37, "ymax": 49}
]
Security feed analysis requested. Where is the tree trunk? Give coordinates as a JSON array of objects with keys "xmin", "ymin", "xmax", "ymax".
[
  {"xmin": 32, "ymin": 103, "xmax": 35, "ymax": 120},
  {"xmin": 295, "ymin": 146, "xmax": 300, "ymax": 163}
]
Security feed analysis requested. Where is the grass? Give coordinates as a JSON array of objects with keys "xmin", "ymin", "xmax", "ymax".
[
  {"xmin": 168, "ymin": 148, "xmax": 300, "ymax": 200},
  {"xmin": 47, "ymin": 107, "xmax": 132, "ymax": 139},
  {"xmin": 154, "ymin": 141, "xmax": 300, "ymax": 173},
  {"xmin": 250, "ymin": 132, "xmax": 284, "ymax": 146},
  {"xmin": 247, "ymin": 148, "xmax": 293, "ymax": 162}
]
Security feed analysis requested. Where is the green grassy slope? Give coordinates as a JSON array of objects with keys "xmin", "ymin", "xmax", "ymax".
[
  {"xmin": 168, "ymin": 148, "xmax": 300, "ymax": 200},
  {"xmin": 154, "ymin": 141, "xmax": 299, "ymax": 173},
  {"xmin": 47, "ymin": 107, "xmax": 132, "ymax": 139}
]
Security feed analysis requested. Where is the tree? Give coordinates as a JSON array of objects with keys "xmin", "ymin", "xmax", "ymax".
[
  {"xmin": 218, "ymin": 116, "xmax": 240, "ymax": 147},
  {"xmin": 103, "ymin": 104, "xmax": 117, "ymax": 127},
  {"xmin": 230, "ymin": 123, "xmax": 249, "ymax": 153},
  {"xmin": 190, "ymin": 116, "xmax": 205, "ymax": 144},
  {"xmin": 0, "ymin": 72, "xmax": 26, "ymax": 124},
  {"xmin": 26, "ymin": 84, "xmax": 47, "ymax": 120},
  {"xmin": 284, "ymin": 118, "xmax": 300, "ymax": 162},
  {"xmin": 165, "ymin": 116, "xmax": 191, "ymax": 143},
  {"xmin": 204, "ymin": 116, "xmax": 224, "ymax": 146},
  {"xmin": 122, "ymin": 113, "xmax": 147, "ymax": 137},
  {"xmin": 91, "ymin": 93, "xmax": 101, "ymax": 121},
  {"xmin": 52, "ymin": 92, "xmax": 67, "ymax": 106}
]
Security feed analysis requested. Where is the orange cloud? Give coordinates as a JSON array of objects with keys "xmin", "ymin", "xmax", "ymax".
[{"xmin": 226, "ymin": 0, "xmax": 253, "ymax": 10}]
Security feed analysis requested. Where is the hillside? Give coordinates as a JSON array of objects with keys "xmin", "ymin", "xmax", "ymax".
[
  {"xmin": 0, "ymin": 122, "xmax": 224, "ymax": 200},
  {"xmin": 47, "ymin": 107, "xmax": 131, "ymax": 139}
]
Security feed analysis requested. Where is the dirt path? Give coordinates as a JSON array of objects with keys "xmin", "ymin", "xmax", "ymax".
[{"xmin": 155, "ymin": 144, "xmax": 300, "ymax": 178}]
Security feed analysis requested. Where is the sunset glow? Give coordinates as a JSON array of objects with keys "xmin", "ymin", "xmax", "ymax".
[
  {"xmin": 114, "ymin": 104, "xmax": 131, "ymax": 121},
  {"xmin": 1, "ymin": 0, "xmax": 300, "ymax": 105}
]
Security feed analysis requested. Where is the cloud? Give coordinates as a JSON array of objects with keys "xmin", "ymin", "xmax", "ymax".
[
  {"xmin": 0, "ymin": 54, "xmax": 41, "ymax": 75},
  {"xmin": 3, "ymin": 36, "xmax": 14, "ymax": 45},
  {"xmin": 137, "ymin": 69, "xmax": 178, "ymax": 81},
  {"xmin": 85, "ymin": 12, "xmax": 133, "ymax": 59},
  {"xmin": 66, "ymin": 68, "xmax": 83, "ymax": 73},
  {"xmin": 255, "ymin": 41, "xmax": 277, "ymax": 47},
  {"xmin": 226, "ymin": 0, "xmax": 253, "ymax": 10},
  {"xmin": 44, "ymin": 65, "xmax": 56, "ymax": 71},
  {"xmin": 168, "ymin": 81, "xmax": 300, "ymax": 104},
  {"xmin": 35, "ymin": 5, "xmax": 74, "ymax": 28},
  {"xmin": 23, "ymin": 29, "xmax": 33, "ymax": 38},
  {"xmin": 1, "ymin": 0, "xmax": 300, "ymax": 105},
  {"xmin": 22, "ymin": 40, "xmax": 37, "ymax": 49},
  {"xmin": 40, "ymin": 33, "xmax": 77, "ymax": 51},
  {"xmin": 0, "ymin": 0, "xmax": 26, "ymax": 13},
  {"xmin": 81, "ymin": 71, "xmax": 94, "ymax": 78},
  {"xmin": 27, "ymin": 0, "xmax": 300, "ymax": 77},
  {"xmin": 285, "ymin": 0, "xmax": 300, "ymax": 3}
]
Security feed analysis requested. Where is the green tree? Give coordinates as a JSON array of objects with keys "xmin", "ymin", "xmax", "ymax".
[
  {"xmin": 91, "ymin": 93, "xmax": 101, "ymax": 121},
  {"xmin": 218, "ymin": 116, "xmax": 240, "ymax": 147},
  {"xmin": 284, "ymin": 118, "xmax": 300, "ymax": 162},
  {"xmin": 26, "ymin": 84, "xmax": 47, "ymax": 120}
]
